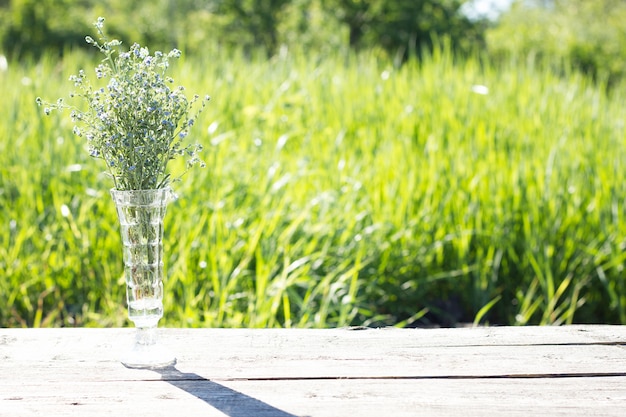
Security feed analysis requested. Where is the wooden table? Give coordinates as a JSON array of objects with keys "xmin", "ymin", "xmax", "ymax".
[{"xmin": 2, "ymin": 326, "xmax": 626, "ymax": 416}]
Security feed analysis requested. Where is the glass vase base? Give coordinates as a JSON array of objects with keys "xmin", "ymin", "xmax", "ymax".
[
  {"xmin": 121, "ymin": 327, "xmax": 176, "ymax": 369},
  {"xmin": 121, "ymin": 343, "xmax": 177, "ymax": 369}
]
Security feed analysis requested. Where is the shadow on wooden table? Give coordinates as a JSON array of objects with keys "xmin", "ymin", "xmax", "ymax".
[{"xmin": 155, "ymin": 366, "xmax": 299, "ymax": 417}]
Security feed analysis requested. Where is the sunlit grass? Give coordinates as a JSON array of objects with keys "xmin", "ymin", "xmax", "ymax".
[{"xmin": 2, "ymin": 45, "xmax": 626, "ymax": 328}]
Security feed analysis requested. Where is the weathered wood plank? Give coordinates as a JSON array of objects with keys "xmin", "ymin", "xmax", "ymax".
[
  {"xmin": 2, "ymin": 326, "xmax": 626, "ymax": 380},
  {"xmin": 2, "ymin": 326, "xmax": 626, "ymax": 417},
  {"xmin": 223, "ymin": 377, "xmax": 626, "ymax": 417},
  {"xmin": 3, "ymin": 377, "xmax": 626, "ymax": 417}
]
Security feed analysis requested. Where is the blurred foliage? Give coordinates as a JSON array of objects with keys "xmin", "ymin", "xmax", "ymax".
[
  {"xmin": 0, "ymin": 0, "xmax": 91, "ymax": 57},
  {"xmin": 0, "ymin": 0, "xmax": 484, "ymax": 60},
  {"xmin": 0, "ymin": 0, "xmax": 205, "ymax": 57},
  {"xmin": 487, "ymin": 0, "xmax": 626, "ymax": 87},
  {"xmin": 372, "ymin": 0, "xmax": 485, "ymax": 61},
  {"xmin": 213, "ymin": 0, "xmax": 293, "ymax": 57},
  {"xmin": 322, "ymin": 0, "xmax": 485, "ymax": 61},
  {"xmin": 4, "ymin": 0, "xmax": 626, "ymax": 85}
]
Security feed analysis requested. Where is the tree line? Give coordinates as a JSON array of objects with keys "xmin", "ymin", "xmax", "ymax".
[
  {"xmin": 1, "ymin": 1, "xmax": 626, "ymax": 88},
  {"xmin": 0, "ymin": 0, "xmax": 626, "ymax": 85},
  {"xmin": 0, "ymin": 0, "xmax": 483, "ymax": 60}
]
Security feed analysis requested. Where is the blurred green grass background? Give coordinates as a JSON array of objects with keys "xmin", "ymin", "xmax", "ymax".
[
  {"xmin": 3, "ymin": 0, "xmax": 626, "ymax": 328},
  {"xmin": 3, "ymin": 43, "xmax": 626, "ymax": 328}
]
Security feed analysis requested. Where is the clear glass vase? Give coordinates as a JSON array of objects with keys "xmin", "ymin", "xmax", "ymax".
[{"xmin": 110, "ymin": 187, "xmax": 177, "ymax": 369}]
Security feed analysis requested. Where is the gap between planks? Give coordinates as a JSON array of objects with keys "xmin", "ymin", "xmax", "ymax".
[{"xmin": 147, "ymin": 369, "xmax": 626, "ymax": 383}]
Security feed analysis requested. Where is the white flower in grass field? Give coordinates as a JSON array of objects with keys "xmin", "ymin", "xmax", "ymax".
[
  {"xmin": 0, "ymin": 55, "xmax": 7, "ymax": 72},
  {"xmin": 37, "ymin": 17, "xmax": 210, "ymax": 191},
  {"xmin": 471, "ymin": 84, "xmax": 489, "ymax": 95},
  {"xmin": 60, "ymin": 204, "xmax": 71, "ymax": 218}
]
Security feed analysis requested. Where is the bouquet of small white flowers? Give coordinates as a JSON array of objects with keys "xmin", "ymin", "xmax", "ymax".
[{"xmin": 38, "ymin": 17, "xmax": 209, "ymax": 191}]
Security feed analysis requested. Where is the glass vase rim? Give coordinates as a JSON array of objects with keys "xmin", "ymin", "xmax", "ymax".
[
  {"xmin": 109, "ymin": 186, "xmax": 178, "ymax": 202},
  {"xmin": 110, "ymin": 186, "xmax": 173, "ymax": 193}
]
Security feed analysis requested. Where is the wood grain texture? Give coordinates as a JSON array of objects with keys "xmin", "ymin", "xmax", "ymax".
[{"xmin": 2, "ymin": 326, "xmax": 626, "ymax": 416}]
